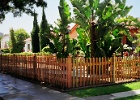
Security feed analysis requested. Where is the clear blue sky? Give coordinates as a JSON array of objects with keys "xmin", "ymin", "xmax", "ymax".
[{"xmin": 0, "ymin": 0, "xmax": 140, "ymax": 34}]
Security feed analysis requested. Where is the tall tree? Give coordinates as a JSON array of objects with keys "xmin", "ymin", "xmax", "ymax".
[
  {"xmin": 31, "ymin": 11, "xmax": 40, "ymax": 53},
  {"xmin": 15, "ymin": 29, "xmax": 29, "ymax": 53},
  {"xmin": 10, "ymin": 28, "xmax": 17, "ymax": 53},
  {"xmin": 42, "ymin": 0, "xmax": 75, "ymax": 58},
  {"xmin": 57, "ymin": 0, "xmax": 72, "ymax": 57},
  {"xmin": 39, "ymin": 7, "xmax": 50, "ymax": 51},
  {"xmin": 9, "ymin": 28, "xmax": 29, "ymax": 53},
  {"xmin": 0, "ymin": 0, "xmax": 47, "ymax": 23}
]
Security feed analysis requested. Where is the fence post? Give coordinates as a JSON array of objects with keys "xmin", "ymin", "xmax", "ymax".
[
  {"xmin": 15, "ymin": 54, "xmax": 18, "ymax": 75},
  {"xmin": 0, "ymin": 54, "xmax": 2, "ymax": 72},
  {"xmin": 113, "ymin": 53, "xmax": 116, "ymax": 83},
  {"xmin": 33, "ymin": 54, "xmax": 37, "ymax": 81},
  {"xmin": 67, "ymin": 56, "xmax": 72, "ymax": 89}
]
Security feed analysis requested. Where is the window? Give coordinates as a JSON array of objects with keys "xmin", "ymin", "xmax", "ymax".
[
  {"xmin": 132, "ymin": 36, "xmax": 137, "ymax": 49},
  {"xmin": 27, "ymin": 44, "xmax": 30, "ymax": 51}
]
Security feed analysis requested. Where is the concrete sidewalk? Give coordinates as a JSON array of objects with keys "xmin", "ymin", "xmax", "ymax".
[
  {"xmin": 0, "ymin": 73, "xmax": 140, "ymax": 100},
  {"xmin": 0, "ymin": 73, "xmax": 83, "ymax": 100},
  {"xmin": 84, "ymin": 87, "xmax": 140, "ymax": 100},
  {"xmin": 84, "ymin": 89, "xmax": 140, "ymax": 100}
]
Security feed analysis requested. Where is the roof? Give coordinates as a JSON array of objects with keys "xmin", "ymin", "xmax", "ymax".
[
  {"xmin": 24, "ymin": 38, "xmax": 31, "ymax": 42},
  {"xmin": 68, "ymin": 23, "xmax": 76, "ymax": 30},
  {"xmin": 125, "ymin": 18, "xmax": 140, "ymax": 29},
  {"xmin": 70, "ymin": 24, "xmax": 78, "ymax": 32},
  {"xmin": 3, "ymin": 34, "xmax": 10, "ymax": 37}
]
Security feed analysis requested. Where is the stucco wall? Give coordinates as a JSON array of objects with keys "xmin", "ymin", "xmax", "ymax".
[
  {"xmin": 24, "ymin": 38, "xmax": 32, "ymax": 52},
  {"xmin": 1, "ymin": 34, "xmax": 10, "ymax": 49}
]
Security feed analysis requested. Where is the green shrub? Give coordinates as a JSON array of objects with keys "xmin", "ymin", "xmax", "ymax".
[{"xmin": 1, "ymin": 48, "xmax": 10, "ymax": 53}]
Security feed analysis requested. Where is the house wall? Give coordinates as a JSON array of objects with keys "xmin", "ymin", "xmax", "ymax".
[
  {"xmin": 69, "ymin": 24, "xmax": 78, "ymax": 39},
  {"xmin": 122, "ymin": 35, "xmax": 127, "ymax": 44},
  {"xmin": 1, "ymin": 34, "xmax": 10, "ymax": 49},
  {"xmin": 69, "ymin": 29, "xmax": 78, "ymax": 39},
  {"xmin": 123, "ymin": 28, "xmax": 139, "ymax": 45},
  {"xmin": 24, "ymin": 39, "xmax": 32, "ymax": 52},
  {"xmin": 69, "ymin": 24, "xmax": 140, "ymax": 52}
]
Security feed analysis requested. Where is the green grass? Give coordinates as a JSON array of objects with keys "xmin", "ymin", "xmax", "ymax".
[
  {"xmin": 115, "ymin": 94, "xmax": 140, "ymax": 100},
  {"xmin": 67, "ymin": 81, "xmax": 140, "ymax": 97}
]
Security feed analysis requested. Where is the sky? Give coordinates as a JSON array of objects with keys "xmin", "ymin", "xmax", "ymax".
[{"xmin": 0, "ymin": 0, "xmax": 140, "ymax": 34}]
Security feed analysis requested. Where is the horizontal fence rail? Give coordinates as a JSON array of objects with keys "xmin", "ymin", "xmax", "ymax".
[{"xmin": 0, "ymin": 54, "xmax": 140, "ymax": 89}]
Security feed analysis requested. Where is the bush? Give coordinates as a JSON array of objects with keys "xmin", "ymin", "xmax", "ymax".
[{"xmin": 1, "ymin": 48, "xmax": 10, "ymax": 53}]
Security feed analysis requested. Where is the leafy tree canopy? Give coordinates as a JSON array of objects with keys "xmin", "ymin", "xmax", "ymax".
[
  {"xmin": 14, "ymin": 28, "xmax": 29, "ymax": 41},
  {"xmin": 0, "ymin": 0, "xmax": 47, "ymax": 23},
  {"xmin": 9, "ymin": 28, "xmax": 29, "ymax": 53},
  {"xmin": 70, "ymin": 0, "xmax": 140, "ymax": 57}
]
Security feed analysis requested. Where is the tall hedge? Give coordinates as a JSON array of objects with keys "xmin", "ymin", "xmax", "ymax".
[
  {"xmin": 10, "ymin": 28, "xmax": 17, "ymax": 53},
  {"xmin": 31, "ymin": 11, "xmax": 40, "ymax": 53},
  {"xmin": 39, "ymin": 8, "xmax": 50, "ymax": 51},
  {"xmin": 10, "ymin": 28, "xmax": 29, "ymax": 53}
]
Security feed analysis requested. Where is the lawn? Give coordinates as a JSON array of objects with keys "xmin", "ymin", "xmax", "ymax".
[
  {"xmin": 67, "ymin": 81, "xmax": 140, "ymax": 97},
  {"xmin": 115, "ymin": 94, "xmax": 140, "ymax": 100}
]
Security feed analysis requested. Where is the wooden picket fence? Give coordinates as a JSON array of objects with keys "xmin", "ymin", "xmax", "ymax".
[{"xmin": 0, "ymin": 54, "xmax": 140, "ymax": 90}]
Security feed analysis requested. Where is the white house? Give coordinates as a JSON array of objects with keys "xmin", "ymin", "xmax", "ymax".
[
  {"xmin": 1, "ymin": 34, "xmax": 32, "ymax": 52},
  {"xmin": 1, "ymin": 34, "xmax": 10, "ymax": 49},
  {"xmin": 0, "ymin": 32, "xmax": 4, "ymax": 37},
  {"xmin": 24, "ymin": 38, "xmax": 32, "ymax": 52}
]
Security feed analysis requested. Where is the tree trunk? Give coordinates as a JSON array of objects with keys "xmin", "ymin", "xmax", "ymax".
[{"xmin": 90, "ymin": 22, "xmax": 97, "ymax": 57}]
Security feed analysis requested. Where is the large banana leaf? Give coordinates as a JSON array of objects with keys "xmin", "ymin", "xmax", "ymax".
[
  {"xmin": 43, "ymin": 0, "xmax": 80, "ymax": 58},
  {"xmin": 70, "ymin": 0, "xmax": 135, "ymax": 57}
]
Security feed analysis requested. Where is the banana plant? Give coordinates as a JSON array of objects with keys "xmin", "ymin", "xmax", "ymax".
[
  {"xmin": 76, "ymin": 27, "xmax": 90, "ymax": 57},
  {"xmin": 42, "ymin": 26, "xmax": 78, "ymax": 58},
  {"xmin": 42, "ymin": 0, "xmax": 78, "ymax": 58},
  {"xmin": 70, "ymin": 0, "xmax": 135, "ymax": 57}
]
